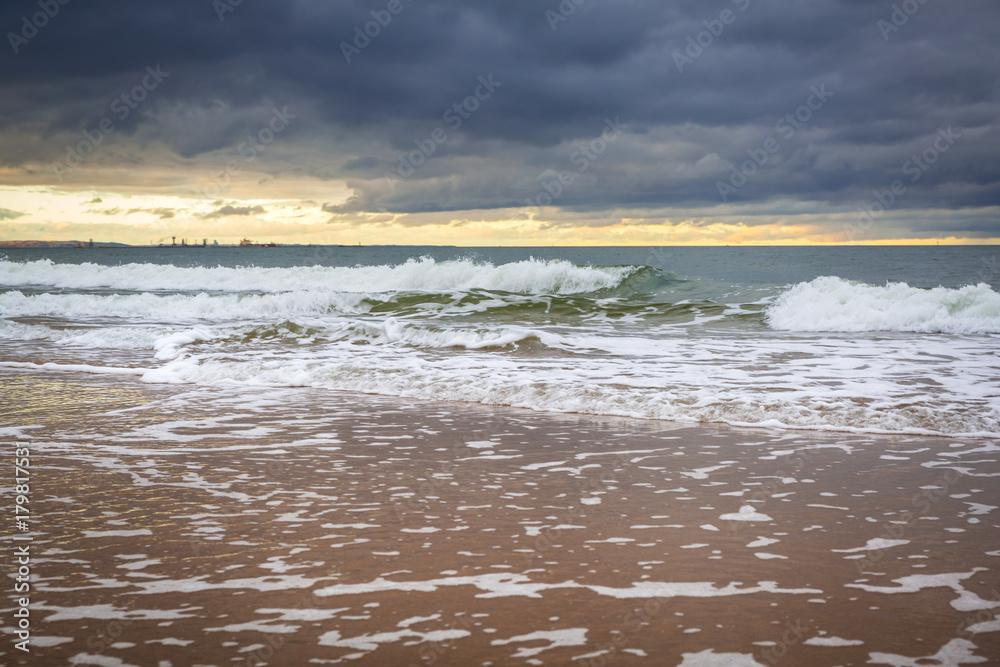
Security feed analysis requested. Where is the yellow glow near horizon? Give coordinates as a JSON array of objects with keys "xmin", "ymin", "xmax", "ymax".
[{"xmin": 1, "ymin": 185, "xmax": 998, "ymax": 247}]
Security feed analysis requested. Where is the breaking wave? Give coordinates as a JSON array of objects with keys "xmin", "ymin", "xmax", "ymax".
[
  {"xmin": 0, "ymin": 257, "xmax": 642, "ymax": 295},
  {"xmin": 767, "ymin": 277, "xmax": 1000, "ymax": 334}
]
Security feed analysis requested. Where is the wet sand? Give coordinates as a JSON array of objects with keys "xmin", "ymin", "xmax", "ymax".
[{"xmin": 1, "ymin": 370, "xmax": 999, "ymax": 666}]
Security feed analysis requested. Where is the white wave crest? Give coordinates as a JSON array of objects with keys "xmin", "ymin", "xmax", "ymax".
[
  {"xmin": 767, "ymin": 277, "xmax": 1000, "ymax": 334},
  {"xmin": 0, "ymin": 290, "xmax": 368, "ymax": 320},
  {"xmin": 0, "ymin": 319, "xmax": 168, "ymax": 348},
  {"xmin": 0, "ymin": 257, "xmax": 633, "ymax": 295}
]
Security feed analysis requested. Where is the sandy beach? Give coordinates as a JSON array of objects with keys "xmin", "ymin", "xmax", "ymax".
[
  {"xmin": 2, "ymin": 370, "xmax": 998, "ymax": 666},
  {"xmin": 3, "ymin": 0, "xmax": 1000, "ymax": 658}
]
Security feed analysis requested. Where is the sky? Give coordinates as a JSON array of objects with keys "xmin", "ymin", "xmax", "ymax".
[{"xmin": 1, "ymin": 0, "xmax": 998, "ymax": 246}]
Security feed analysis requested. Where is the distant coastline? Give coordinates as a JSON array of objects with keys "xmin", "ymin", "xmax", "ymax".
[
  {"xmin": 0, "ymin": 240, "xmax": 132, "ymax": 248},
  {"xmin": 0, "ymin": 240, "xmax": 335, "ymax": 248}
]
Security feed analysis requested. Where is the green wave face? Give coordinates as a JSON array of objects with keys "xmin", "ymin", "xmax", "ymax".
[{"xmin": 352, "ymin": 266, "xmax": 754, "ymax": 326}]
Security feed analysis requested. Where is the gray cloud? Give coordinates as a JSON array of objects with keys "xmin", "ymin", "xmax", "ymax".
[
  {"xmin": 0, "ymin": 0, "xmax": 998, "ymax": 236},
  {"xmin": 205, "ymin": 205, "xmax": 266, "ymax": 218},
  {"xmin": 124, "ymin": 207, "xmax": 176, "ymax": 219}
]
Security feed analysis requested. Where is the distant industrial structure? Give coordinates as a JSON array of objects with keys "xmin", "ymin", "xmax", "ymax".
[
  {"xmin": 147, "ymin": 236, "xmax": 279, "ymax": 247},
  {"xmin": 156, "ymin": 237, "xmax": 218, "ymax": 247},
  {"xmin": 0, "ymin": 237, "xmax": 290, "ymax": 249}
]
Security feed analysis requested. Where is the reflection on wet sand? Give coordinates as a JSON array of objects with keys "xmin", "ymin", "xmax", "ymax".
[{"xmin": 1, "ymin": 372, "xmax": 998, "ymax": 666}]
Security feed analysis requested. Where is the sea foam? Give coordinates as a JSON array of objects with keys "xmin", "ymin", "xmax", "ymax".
[
  {"xmin": 0, "ymin": 257, "xmax": 634, "ymax": 295},
  {"xmin": 767, "ymin": 277, "xmax": 1000, "ymax": 333}
]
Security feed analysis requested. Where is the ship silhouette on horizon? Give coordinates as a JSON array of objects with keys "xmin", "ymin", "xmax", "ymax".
[{"xmin": 239, "ymin": 238, "xmax": 281, "ymax": 247}]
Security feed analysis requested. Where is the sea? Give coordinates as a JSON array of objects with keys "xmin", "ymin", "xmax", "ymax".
[
  {"xmin": 1, "ymin": 245, "xmax": 999, "ymax": 437},
  {"xmin": 4, "ymin": 245, "xmax": 1000, "ymax": 665}
]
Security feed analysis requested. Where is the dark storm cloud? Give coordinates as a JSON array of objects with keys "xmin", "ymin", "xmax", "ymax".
[{"xmin": 2, "ymin": 0, "xmax": 999, "ymax": 230}]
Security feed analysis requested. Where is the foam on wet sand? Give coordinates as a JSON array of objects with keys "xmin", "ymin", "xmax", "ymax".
[{"xmin": 1, "ymin": 372, "xmax": 998, "ymax": 665}]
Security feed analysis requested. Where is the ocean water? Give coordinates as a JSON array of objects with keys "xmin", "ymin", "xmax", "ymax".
[{"xmin": 2, "ymin": 245, "xmax": 999, "ymax": 437}]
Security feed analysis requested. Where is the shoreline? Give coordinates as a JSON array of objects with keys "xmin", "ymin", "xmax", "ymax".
[
  {"xmin": 1, "ymin": 371, "xmax": 999, "ymax": 665},
  {"xmin": 3, "ymin": 360, "xmax": 997, "ymax": 442}
]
